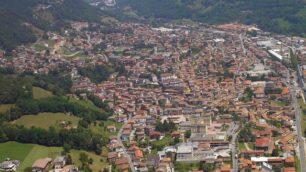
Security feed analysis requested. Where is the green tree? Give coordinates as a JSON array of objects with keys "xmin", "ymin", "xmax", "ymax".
[
  {"xmin": 185, "ymin": 130, "xmax": 191, "ymax": 139},
  {"xmin": 63, "ymin": 143, "xmax": 71, "ymax": 154}
]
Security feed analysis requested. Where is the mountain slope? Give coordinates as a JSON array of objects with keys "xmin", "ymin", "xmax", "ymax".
[
  {"xmin": 0, "ymin": 0, "xmax": 101, "ymax": 51},
  {"xmin": 116, "ymin": 0, "xmax": 306, "ymax": 35}
]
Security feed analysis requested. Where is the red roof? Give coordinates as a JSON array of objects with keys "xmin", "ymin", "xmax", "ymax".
[
  {"xmin": 255, "ymin": 137, "xmax": 270, "ymax": 147},
  {"xmin": 150, "ymin": 131, "xmax": 161, "ymax": 137}
]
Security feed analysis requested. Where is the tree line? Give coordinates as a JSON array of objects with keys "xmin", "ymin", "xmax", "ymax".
[
  {"xmin": 0, "ymin": 124, "xmax": 106, "ymax": 154},
  {"xmin": 117, "ymin": 0, "xmax": 306, "ymax": 36},
  {"xmin": 0, "ymin": 96, "xmax": 111, "ymax": 122}
]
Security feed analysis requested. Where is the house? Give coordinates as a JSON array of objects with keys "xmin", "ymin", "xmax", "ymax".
[
  {"xmin": 135, "ymin": 162, "xmax": 148, "ymax": 172},
  {"xmin": 155, "ymin": 158, "xmax": 174, "ymax": 172},
  {"xmin": 255, "ymin": 137, "xmax": 270, "ymax": 152},
  {"xmin": 58, "ymin": 165, "xmax": 79, "ymax": 172},
  {"xmin": 116, "ymin": 115, "xmax": 128, "ymax": 122},
  {"xmin": 283, "ymin": 167, "xmax": 296, "ymax": 172},
  {"xmin": 176, "ymin": 143, "xmax": 193, "ymax": 161},
  {"xmin": 107, "ymin": 125, "xmax": 117, "ymax": 132},
  {"xmin": 171, "ymin": 131, "xmax": 180, "ymax": 139},
  {"xmin": 220, "ymin": 164, "xmax": 231, "ymax": 172},
  {"xmin": 108, "ymin": 152, "xmax": 119, "ymax": 163},
  {"xmin": 0, "ymin": 160, "xmax": 20, "ymax": 172},
  {"xmin": 284, "ymin": 156, "xmax": 295, "ymax": 167},
  {"xmin": 240, "ymin": 150, "xmax": 265, "ymax": 158},
  {"xmin": 115, "ymin": 157, "xmax": 130, "ymax": 172},
  {"xmin": 53, "ymin": 156, "xmax": 66, "ymax": 172},
  {"xmin": 146, "ymin": 155, "xmax": 159, "ymax": 168},
  {"xmin": 61, "ymin": 165, "xmax": 79, "ymax": 172},
  {"xmin": 149, "ymin": 131, "xmax": 162, "ymax": 140},
  {"xmin": 32, "ymin": 158, "xmax": 52, "ymax": 172},
  {"xmin": 121, "ymin": 130, "xmax": 131, "ymax": 141}
]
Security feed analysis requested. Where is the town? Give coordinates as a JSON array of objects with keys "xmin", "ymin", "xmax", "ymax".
[{"xmin": 0, "ymin": 18, "xmax": 306, "ymax": 172}]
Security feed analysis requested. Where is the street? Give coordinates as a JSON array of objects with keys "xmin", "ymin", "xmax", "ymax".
[
  {"xmin": 117, "ymin": 124, "xmax": 136, "ymax": 172},
  {"xmin": 287, "ymin": 78, "xmax": 306, "ymax": 172},
  {"xmin": 227, "ymin": 122, "xmax": 239, "ymax": 172}
]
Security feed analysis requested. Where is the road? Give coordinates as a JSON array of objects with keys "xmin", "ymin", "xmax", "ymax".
[
  {"xmin": 117, "ymin": 125, "xmax": 136, "ymax": 172},
  {"xmin": 227, "ymin": 122, "xmax": 239, "ymax": 172},
  {"xmin": 287, "ymin": 74, "xmax": 306, "ymax": 172},
  {"xmin": 239, "ymin": 34, "xmax": 246, "ymax": 56}
]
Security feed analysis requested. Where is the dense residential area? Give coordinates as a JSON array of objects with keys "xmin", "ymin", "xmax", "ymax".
[{"xmin": 1, "ymin": 1, "xmax": 306, "ymax": 172}]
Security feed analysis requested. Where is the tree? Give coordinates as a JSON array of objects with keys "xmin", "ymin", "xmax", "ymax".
[
  {"xmin": 66, "ymin": 154, "xmax": 73, "ymax": 165},
  {"xmin": 156, "ymin": 120, "xmax": 177, "ymax": 133},
  {"xmin": 272, "ymin": 147, "xmax": 280, "ymax": 156},
  {"xmin": 238, "ymin": 124, "xmax": 255, "ymax": 142},
  {"xmin": 79, "ymin": 152, "xmax": 89, "ymax": 164},
  {"xmin": 63, "ymin": 143, "xmax": 71, "ymax": 154},
  {"xmin": 79, "ymin": 152, "xmax": 93, "ymax": 172},
  {"xmin": 185, "ymin": 130, "xmax": 191, "ymax": 139},
  {"xmin": 78, "ymin": 65, "xmax": 115, "ymax": 83},
  {"xmin": 199, "ymin": 163, "xmax": 215, "ymax": 171},
  {"xmin": 173, "ymin": 137, "xmax": 180, "ymax": 144},
  {"xmin": 232, "ymin": 113, "xmax": 239, "ymax": 122}
]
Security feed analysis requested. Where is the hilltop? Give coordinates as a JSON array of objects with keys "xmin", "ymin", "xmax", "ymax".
[
  {"xmin": 116, "ymin": 0, "xmax": 306, "ymax": 35},
  {"xmin": 0, "ymin": 0, "xmax": 101, "ymax": 51}
]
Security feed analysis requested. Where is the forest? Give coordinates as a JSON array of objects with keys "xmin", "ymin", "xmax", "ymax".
[
  {"xmin": 0, "ymin": 73, "xmax": 112, "ymax": 153},
  {"xmin": 117, "ymin": 0, "xmax": 306, "ymax": 35},
  {"xmin": 0, "ymin": 0, "xmax": 101, "ymax": 51},
  {"xmin": 78, "ymin": 64, "xmax": 115, "ymax": 83}
]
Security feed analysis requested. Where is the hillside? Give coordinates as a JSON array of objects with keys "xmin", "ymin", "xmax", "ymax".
[
  {"xmin": 0, "ymin": 0, "xmax": 101, "ymax": 51},
  {"xmin": 116, "ymin": 0, "xmax": 306, "ymax": 35}
]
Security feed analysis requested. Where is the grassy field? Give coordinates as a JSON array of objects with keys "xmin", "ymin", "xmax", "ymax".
[
  {"xmin": 271, "ymin": 100, "xmax": 289, "ymax": 107},
  {"xmin": 151, "ymin": 135, "xmax": 172, "ymax": 151},
  {"xmin": 0, "ymin": 142, "xmax": 108, "ymax": 171},
  {"xmin": 70, "ymin": 149, "xmax": 108, "ymax": 172},
  {"xmin": 13, "ymin": 112, "xmax": 80, "ymax": 130},
  {"xmin": 0, "ymin": 142, "xmax": 62, "ymax": 171},
  {"xmin": 69, "ymin": 98, "xmax": 102, "ymax": 112},
  {"xmin": 238, "ymin": 142, "xmax": 254, "ymax": 151},
  {"xmin": 34, "ymin": 44, "xmax": 48, "ymax": 52},
  {"xmin": 90, "ymin": 120, "xmax": 123, "ymax": 137},
  {"xmin": 298, "ymin": 98, "xmax": 306, "ymax": 133},
  {"xmin": 295, "ymin": 155, "xmax": 301, "ymax": 172},
  {"xmin": 238, "ymin": 142, "xmax": 246, "ymax": 150},
  {"xmin": 33, "ymin": 87, "xmax": 53, "ymax": 99},
  {"xmin": 174, "ymin": 162, "xmax": 199, "ymax": 172},
  {"xmin": 0, "ymin": 104, "xmax": 14, "ymax": 113}
]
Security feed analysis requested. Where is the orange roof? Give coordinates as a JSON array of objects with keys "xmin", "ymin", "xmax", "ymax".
[
  {"xmin": 303, "ymin": 70, "xmax": 306, "ymax": 76},
  {"xmin": 220, "ymin": 164, "xmax": 231, "ymax": 172},
  {"xmin": 282, "ymin": 87, "xmax": 289, "ymax": 95},
  {"xmin": 284, "ymin": 167, "xmax": 296, "ymax": 172},
  {"xmin": 285, "ymin": 156, "xmax": 295, "ymax": 163},
  {"xmin": 255, "ymin": 137, "xmax": 270, "ymax": 147},
  {"xmin": 134, "ymin": 149, "xmax": 143, "ymax": 158},
  {"xmin": 32, "ymin": 158, "xmax": 51, "ymax": 169}
]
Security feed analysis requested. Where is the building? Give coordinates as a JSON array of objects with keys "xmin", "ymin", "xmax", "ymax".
[
  {"xmin": 32, "ymin": 158, "xmax": 52, "ymax": 172},
  {"xmin": 53, "ymin": 156, "xmax": 66, "ymax": 172},
  {"xmin": 0, "ymin": 160, "xmax": 20, "ymax": 172},
  {"xmin": 176, "ymin": 142, "xmax": 215, "ymax": 162}
]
